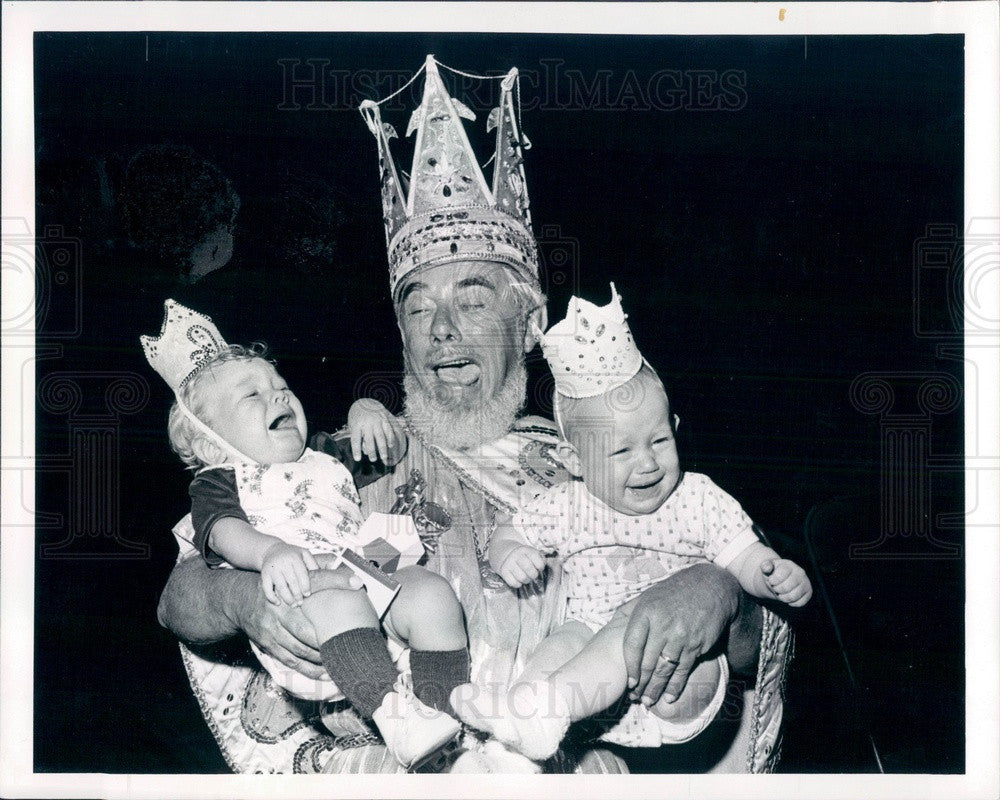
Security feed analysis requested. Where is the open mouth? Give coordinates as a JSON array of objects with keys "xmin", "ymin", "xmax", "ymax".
[
  {"xmin": 628, "ymin": 475, "xmax": 664, "ymax": 493},
  {"xmin": 432, "ymin": 357, "xmax": 481, "ymax": 387},
  {"xmin": 268, "ymin": 410, "xmax": 297, "ymax": 431}
]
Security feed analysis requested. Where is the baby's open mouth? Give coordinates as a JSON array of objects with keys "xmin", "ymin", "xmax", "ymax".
[
  {"xmin": 269, "ymin": 411, "xmax": 296, "ymax": 431},
  {"xmin": 628, "ymin": 476, "xmax": 663, "ymax": 492},
  {"xmin": 433, "ymin": 358, "xmax": 481, "ymax": 387}
]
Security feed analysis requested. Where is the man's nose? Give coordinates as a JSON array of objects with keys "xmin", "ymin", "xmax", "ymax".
[
  {"xmin": 272, "ymin": 390, "xmax": 290, "ymax": 404},
  {"xmin": 430, "ymin": 304, "xmax": 461, "ymax": 343}
]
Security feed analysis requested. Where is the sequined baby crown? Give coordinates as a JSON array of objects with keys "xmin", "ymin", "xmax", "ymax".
[
  {"xmin": 538, "ymin": 283, "xmax": 644, "ymax": 399},
  {"xmin": 360, "ymin": 55, "xmax": 538, "ymax": 297},
  {"xmin": 140, "ymin": 299, "xmax": 228, "ymax": 393}
]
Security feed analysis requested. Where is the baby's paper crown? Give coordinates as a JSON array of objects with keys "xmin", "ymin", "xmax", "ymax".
[
  {"xmin": 360, "ymin": 55, "xmax": 538, "ymax": 298},
  {"xmin": 140, "ymin": 299, "xmax": 228, "ymax": 393},
  {"xmin": 537, "ymin": 283, "xmax": 644, "ymax": 399}
]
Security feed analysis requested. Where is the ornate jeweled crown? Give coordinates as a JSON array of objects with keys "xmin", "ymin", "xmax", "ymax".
[
  {"xmin": 140, "ymin": 299, "xmax": 228, "ymax": 393},
  {"xmin": 538, "ymin": 283, "xmax": 643, "ymax": 399},
  {"xmin": 360, "ymin": 55, "xmax": 538, "ymax": 297}
]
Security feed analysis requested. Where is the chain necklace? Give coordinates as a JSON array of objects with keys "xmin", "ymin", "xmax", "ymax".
[{"xmin": 404, "ymin": 420, "xmax": 505, "ymax": 587}]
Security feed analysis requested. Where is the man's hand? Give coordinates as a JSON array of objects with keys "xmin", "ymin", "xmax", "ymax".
[
  {"xmin": 347, "ymin": 398, "xmax": 406, "ymax": 465},
  {"xmin": 621, "ymin": 563, "xmax": 742, "ymax": 707},
  {"xmin": 496, "ymin": 544, "xmax": 547, "ymax": 588},
  {"xmin": 234, "ymin": 563, "xmax": 363, "ymax": 679}
]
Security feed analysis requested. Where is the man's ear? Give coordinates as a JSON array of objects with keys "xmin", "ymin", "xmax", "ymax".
[
  {"xmin": 553, "ymin": 440, "xmax": 583, "ymax": 478},
  {"xmin": 394, "ymin": 301, "xmax": 407, "ymax": 340},
  {"xmin": 191, "ymin": 435, "xmax": 224, "ymax": 468},
  {"xmin": 673, "ymin": 414, "xmax": 681, "ymax": 432},
  {"xmin": 524, "ymin": 303, "xmax": 548, "ymax": 354}
]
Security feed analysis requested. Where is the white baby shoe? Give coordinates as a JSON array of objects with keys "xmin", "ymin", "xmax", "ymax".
[{"xmin": 372, "ymin": 678, "xmax": 461, "ymax": 771}]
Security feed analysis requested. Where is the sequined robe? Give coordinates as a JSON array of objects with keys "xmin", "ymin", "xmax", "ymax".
[{"xmin": 170, "ymin": 417, "xmax": 790, "ymax": 773}]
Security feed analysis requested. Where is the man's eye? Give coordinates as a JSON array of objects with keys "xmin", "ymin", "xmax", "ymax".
[
  {"xmin": 653, "ymin": 436, "xmax": 672, "ymax": 445},
  {"xmin": 609, "ymin": 448, "xmax": 629, "ymax": 458},
  {"xmin": 457, "ymin": 286, "xmax": 492, "ymax": 311}
]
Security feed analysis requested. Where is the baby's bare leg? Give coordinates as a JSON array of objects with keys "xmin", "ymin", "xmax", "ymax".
[
  {"xmin": 451, "ymin": 621, "xmax": 592, "ymax": 743},
  {"xmin": 384, "ymin": 566, "xmax": 468, "ymax": 713},
  {"xmin": 539, "ymin": 607, "xmax": 721, "ymax": 727},
  {"xmin": 298, "ymin": 588, "xmax": 397, "ymax": 720},
  {"xmin": 383, "ymin": 565, "xmax": 466, "ymax": 650},
  {"xmin": 453, "ymin": 618, "xmax": 629, "ymax": 761},
  {"xmin": 648, "ymin": 656, "xmax": 722, "ymax": 723},
  {"xmin": 538, "ymin": 615, "xmax": 631, "ymax": 723},
  {"xmin": 300, "ymin": 586, "xmax": 380, "ymax": 642},
  {"xmin": 516, "ymin": 621, "xmax": 593, "ymax": 685}
]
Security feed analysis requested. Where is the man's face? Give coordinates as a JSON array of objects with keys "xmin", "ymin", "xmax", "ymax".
[
  {"xmin": 564, "ymin": 374, "xmax": 681, "ymax": 516},
  {"xmin": 196, "ymin": 358, "xmax": 308, "ymax": 465},
  {"xmin": 397, "ymin": 261, "xmax": 528, "ymax": 411}
]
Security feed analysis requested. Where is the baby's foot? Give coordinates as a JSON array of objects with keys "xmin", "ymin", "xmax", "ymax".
[
  {"xmin": 450, "ymin": 682, "xmax": 505, "ymax": 738},
  {"xmin": 448, "ymin": 748, "xmax": 494, "ymax": 773},
  {"xmin": 481, "ymin": 738, "xmax": 543, "ymax": 773},
  {"xmin": 372, "ymin": 678, "xmax": 460, "ymax": 771},
  {"xmin": 451, "ymin": 680, "xmax": 571, "ymax": 761}
]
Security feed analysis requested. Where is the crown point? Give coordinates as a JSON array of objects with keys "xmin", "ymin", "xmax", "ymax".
[
  {"xmin": 141, "ymin": 299, "xmax": 227, "ymax": 395},
  {"xmin": 363, "ymin": 56, "xmax": 539, "ymax": 296}
]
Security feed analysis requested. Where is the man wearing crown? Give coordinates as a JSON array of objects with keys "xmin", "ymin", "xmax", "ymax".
[{"xmin": 156, "ymin": 56, "xmax": 789, "ymax": 774}]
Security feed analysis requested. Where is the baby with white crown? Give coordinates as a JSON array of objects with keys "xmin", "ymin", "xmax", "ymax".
[
  {"xmin": 141, "ymin": 299, "xmax": 470, "ymax": 771},
  {"xmin": 450, "ymin": 284, "xmax": 812, "ymax": 762}
]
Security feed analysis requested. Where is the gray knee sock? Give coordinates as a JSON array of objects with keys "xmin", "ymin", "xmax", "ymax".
[
  {"xmin": 409, "ymin": 648, "xmax": 470, "ymax": 713},
  {"xmin": 318, "ymin": 628, "xmax": 398, "ymax": 719}
]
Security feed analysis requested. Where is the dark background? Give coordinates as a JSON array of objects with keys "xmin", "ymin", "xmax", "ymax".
[{"xmin": 33, "ymin": 33, "xmax": 964, "ymax": 772}]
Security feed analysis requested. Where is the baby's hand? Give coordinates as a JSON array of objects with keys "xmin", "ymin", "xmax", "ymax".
[
  {"xmin": 347, "ymin": 398, "xmax": 406, "ymax": 466},
  {"xmin": 261, "ymin": 542, "xmax": 319, "ymax": 606},
  {"xmin": 496, "ymin": 545, "xmax": 547, "ymax": 589},
  {"xmin": 761, "ymin": 558, "xmax": 813, "ymax": 607}
]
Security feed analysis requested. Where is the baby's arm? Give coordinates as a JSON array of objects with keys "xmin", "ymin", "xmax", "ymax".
[
  {"xmin": 346, "ymin": 398, "xmax": 407, "ymax": 466},
  {"xmin": 489, "ymin": 516, "xmax": 547, "ymax": 589},
  {"xmin": 209, "ymin": 518, "xmax": 319, "ymax": 607},
  {"xmin": 190, "ymin": 470, "xmax": 318, "ymax": 606},
  {"xmin": 724, "ymin": 541, "xmax": 813, "ymax": 608}
]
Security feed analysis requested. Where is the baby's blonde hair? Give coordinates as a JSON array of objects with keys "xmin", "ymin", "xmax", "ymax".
[{"xmin": 167, "ymin": 342, "xmax": 271, "ymax": 469}]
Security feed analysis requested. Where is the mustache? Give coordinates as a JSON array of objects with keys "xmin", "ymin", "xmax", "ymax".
[{"xmin": 403, "ymin": 360, "xmax": 527, "ymax": 451}]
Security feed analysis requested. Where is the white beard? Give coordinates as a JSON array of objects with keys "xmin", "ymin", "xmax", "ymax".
[{"xmin": 403, "ymin": 360, "xmax": 527, "ymax": 451}]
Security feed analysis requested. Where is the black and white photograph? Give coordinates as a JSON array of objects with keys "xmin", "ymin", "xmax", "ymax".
[{"xmin": 2, "ymin": 2, "xmax": 998, "ymax": 798}]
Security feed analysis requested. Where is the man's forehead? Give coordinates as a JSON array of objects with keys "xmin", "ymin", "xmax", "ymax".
[{"xmin": 398, "ymin": 260, "xmax": 513, "ymax": 295}]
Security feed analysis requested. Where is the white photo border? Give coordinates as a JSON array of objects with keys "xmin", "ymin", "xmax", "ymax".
[{"xmin": 2, "ymin": 2, "xmax": 998, "ymax": 798}]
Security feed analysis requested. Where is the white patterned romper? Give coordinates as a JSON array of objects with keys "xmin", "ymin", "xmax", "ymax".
[
  {"xmin": 511, "ymin": 471, "xmax": 760, "ymax": 746},
  {"xmin": 198, "ymin": 447, "xmax": 396, "ymax": 701}
]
